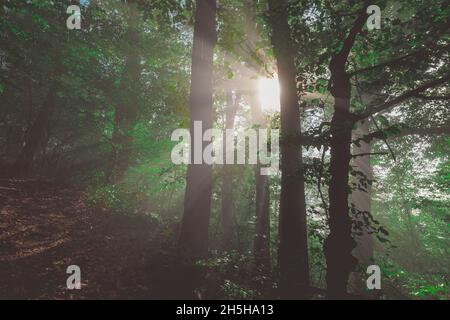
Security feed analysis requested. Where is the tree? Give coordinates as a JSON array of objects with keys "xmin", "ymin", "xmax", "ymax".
[
  {"xmin": 268, "ymin": 0, "xmax": 310, "ymax": 299},
  {"xmin": 240, "ymin": 0, "xmax": 273, "ymax": 275},
  {"xmin": 15, "ymin": 85, "xmax": 58, "ymax": 174},
  {"xmin": 221, "ymin": 89, "xmax": 239, "ymax": 249},
  {"xmin": 249, "ymin": 81, "xmax": 272, "ymax": 273},
  {"xmin": 323, "ymin": 3, "xmax": 370, "ymax": 298},
  {"xmin": 179, "ymin": 0, "xmax": 218, "ymax": 260},
  {"xmin": 348, "ymin": 118, "xmax": 374, "ymax": 295},
  {"xmin": 320, "ymin": 0, "xmax": 449, "ymax": 297},
  {"xmin": 5, "ymin": 1, "xmax": 69, "ymax": 174},
  {"xmin": 110, "ymin": 2, "xmax": 142, "ymax": 182}
]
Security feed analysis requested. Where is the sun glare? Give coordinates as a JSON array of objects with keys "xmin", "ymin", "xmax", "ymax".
[{"xmin": 258, "ymin": 75, "xmax": 281, "ymax": 113}]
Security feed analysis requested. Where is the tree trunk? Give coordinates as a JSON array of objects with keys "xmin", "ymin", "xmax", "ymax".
[
  {"xmin": 348, "ymin": 119, "xmax": 374, "ymax": 295},
  {"xmin": 323, "ymin": 5, "xmax": 368, "ymax": 298},
  {"xmin": 15, "ymin": 89, "xmax": 56, "ymax": 174},
  {"xmin": 248, "ymin": 85, "xmax": 272, "ymax": 273},
  {"xmin": 268, "ymin": 0, "xmax": 310, "ymax": 299},
  {"xmin": 110, "ymin": 4, "xmax": 141, "ymax": 182},
  {"xmin": 324, "ymin": 60, "xmax": 358, "ymax": 299},
  {"xmin": 240, "ymin": 0, "xmax": 272, "ymax": 273},
  {"xmin": 254, "ymin": 167, "xmax": 271, "ymax": 269},
  {"xmin": 221, "ymin": 90, "xmax": 238, "ymax": 250},
  {"xmin": 179, "ymin": 0, "xmax": 217, "ymax": 260}
]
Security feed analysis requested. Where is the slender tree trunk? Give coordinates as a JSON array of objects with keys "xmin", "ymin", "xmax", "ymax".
[
  {"xmin": 348, "ymin": 119, "xmax": 374, "ymax": 295},
  {"xmin": 221, "ymin": 90, "xmax": 238, "ymax": 250},
  {"xmin": 179, "ymin": 0, "xmax": 217, "ymax": 260},
  {"xmin": 241, "ymin": 0, "xmax": 272, "ymax": 273},
  {"xmin": 268, "ymin": 0, "xmax": 309, "ymax": 299},
  {"xmin": 221, "ymin": 166, "xmax": 234, "ymax": 249},
  {"xmin": 110, "ymin": 4, "xmax": 141, "ymax": 182},
  {"xmin": 254, "ymin": 167, "xmax": 271, "ymax": 268},
  {"xmin": 248, "ymin": 86, "xmax": 272, "ymax": 272},
  {"xmin": 26, "ymin": 79, "xmax": 33, "ymax": 129},
  {"xmin": 15, "ymin": 89, "xmax": 56, "ymax": 174}
]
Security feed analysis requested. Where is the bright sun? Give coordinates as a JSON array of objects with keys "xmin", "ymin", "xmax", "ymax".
[{"xmin": 258, "ymin": 75, "xmax": 281, "ymax": 113}]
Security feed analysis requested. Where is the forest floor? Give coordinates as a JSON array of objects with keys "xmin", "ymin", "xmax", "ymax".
[{"xmin": 0, "ymin": 178, "xmax": 201, "ymax": 300}]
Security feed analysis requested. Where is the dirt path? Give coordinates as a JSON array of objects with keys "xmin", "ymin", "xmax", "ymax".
[{"xmin": 0, "ymin": 179, "xmax": 191, "ymax": 299}]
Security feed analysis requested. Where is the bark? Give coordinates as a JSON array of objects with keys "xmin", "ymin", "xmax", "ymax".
[
  {"xmin": 248, "ymin": 87, "xmax": 271, "ymax": 273},
  {"xmin": 254, "ymin": 167, "xmax": 271, "ymax": 271},
  {"xmin": 15, "ymin": 88, "xmax": 56, "ymax": 174},
  {"xmin": 324, "ymin": 4, "xmax": 369, "ymax": 299},
  {"xmin": 110, "ymin": 4, "xmax": 141, "ymax": 182},
  {"xmin": 268, "ymin": 0, "xmax": 309, "ymax": 299},
  {"xmin": 324, "ymin": 68, "xmax": 357, "ymax": 298},
  {"xmin": 179, "ymin": 0, "xmax": 217, "ymax": 260},
  {"xmin": 348, "ymin": 119, "xmax": 374, "ymax": 295},
  {"xmin": 221, "ymin": 90, "xmax": 238, "ymax": 250},
  {"xmin": 240, "ymin": 0, "xmax": 272, "ymax": 274}
]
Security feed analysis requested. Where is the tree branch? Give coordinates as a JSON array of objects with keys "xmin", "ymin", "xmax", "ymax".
[
  {"xmin": 0, "ymin": 76, "xmax": 24, "ymax": 93},
  {"xmin": 331, "ymin": 1, "xmax": 370, "ymax": 68},
  {"xmin": 414, "ymin": 94, "xmax": 450, "ymax": 101},
  {"xmin": 353, "ymin": 125, "xmax": 450, "ymax": 144},
  {"xmin": 353, "ymin": 74, "xmax": 450, "ymax": 121},
  {"xmin": 349, "ymin": 48, "xmax": 426, "ymax": 76},
  {"xmin": 395, "ymin": 126, "xmax": 450, "ymax": 138},
  {"xmin": 351, "ymin": 152, "xmax": 388, "ymax": 158}
]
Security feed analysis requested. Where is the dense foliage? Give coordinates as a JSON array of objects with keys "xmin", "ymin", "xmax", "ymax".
[{"xmin": 0, "ymin": 0, "xmax": 448, "ymax": 300}]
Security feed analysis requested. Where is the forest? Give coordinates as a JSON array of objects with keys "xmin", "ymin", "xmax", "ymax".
[{"xmin": 0, "ymin": 0, "xmax": 449, "ymax": 300}]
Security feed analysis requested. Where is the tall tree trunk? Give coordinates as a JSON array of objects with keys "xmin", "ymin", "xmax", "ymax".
[
  {"xmin": 268, "ymin": 0, "xmax": 309, "ymax": 299},
  {"xmin": 323, "ymin": 5, "xmax": 369, "ymax": 299},
  {"xmin": 110, "ymin": 4, "xmax": 141, "ymax": 182},
  {"xmin": 179, "ymin": 0, "xmax": 217, "ymax": 260},
  {"xmin": 254, "ymin": 167, "xmax": 271, "ymax": 268},
  {"xmin": 324, "ymin": 57, "xmax": 358, "ymax": 299},
  {"xmin": 221, "ymin": 90, "xmax": 239, "ymax": 250},
  {"xmin": 241, "ymin": 0, "xmax": 272, "ymax": 273},
  {"xmin": 348, "ymin": 119, "xmax": 374, "ymax": 295},
  {"xmin": 248, "ymin": 85, "xmax": 272, "ymax": 273},
  {"xmin": 15, "ymin": 88, "xmax": 56, "ymax": 174}
]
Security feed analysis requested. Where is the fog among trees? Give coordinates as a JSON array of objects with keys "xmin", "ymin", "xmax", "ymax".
[{"xmin": 0, "ymin": 0, "xmax": 448, "ymax": 300}]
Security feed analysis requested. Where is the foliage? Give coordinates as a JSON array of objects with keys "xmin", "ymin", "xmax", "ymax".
[{"xmin": 0, "ymin": 0, "xmax": 448, "ymax": 300}]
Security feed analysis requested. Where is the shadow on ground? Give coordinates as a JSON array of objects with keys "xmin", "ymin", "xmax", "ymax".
[{"xmin": 0, "ymin": 179, "xmax": 201, "ymax": 299}]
